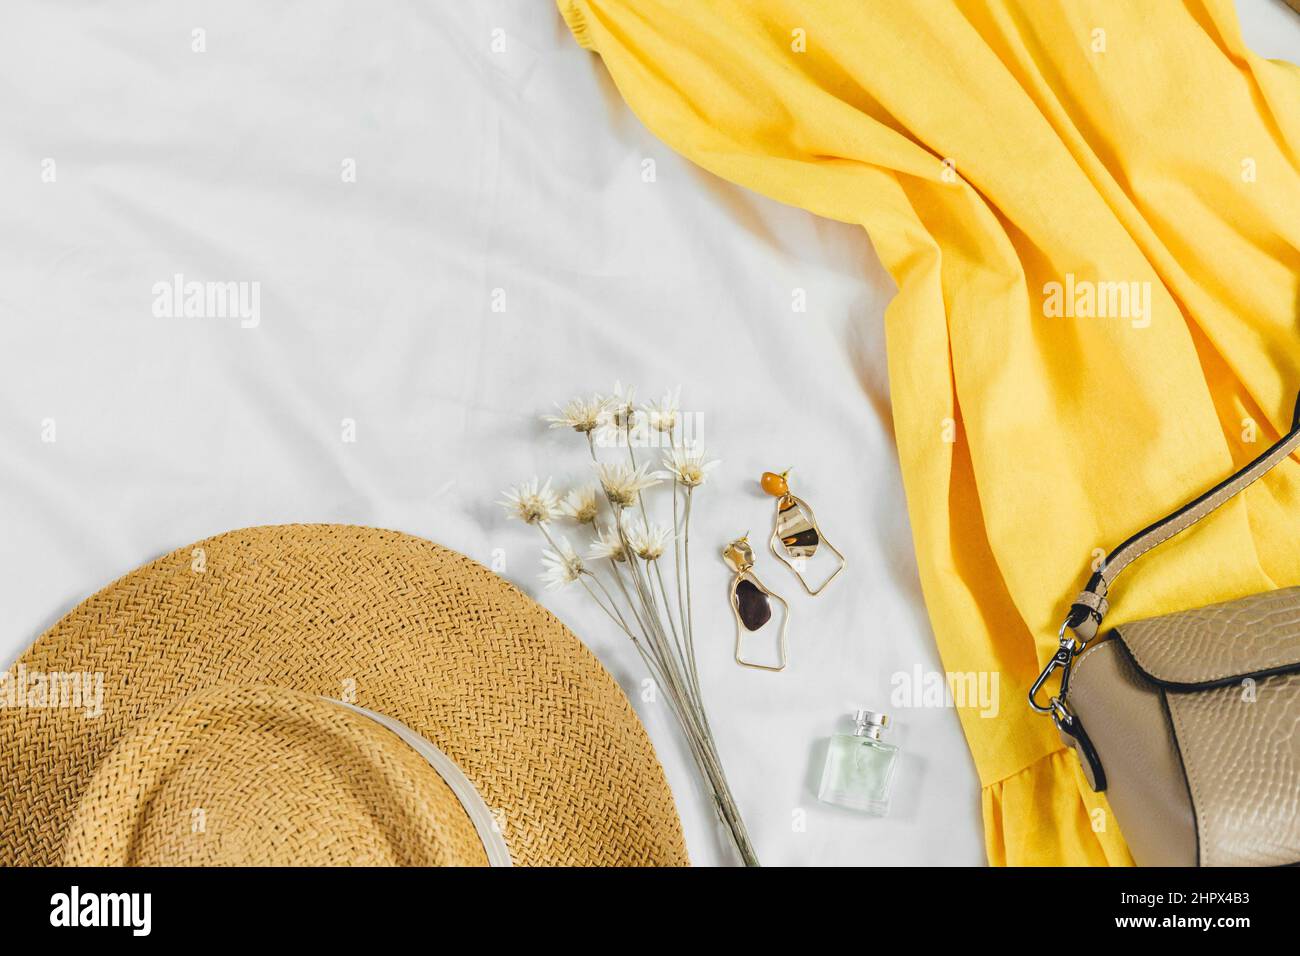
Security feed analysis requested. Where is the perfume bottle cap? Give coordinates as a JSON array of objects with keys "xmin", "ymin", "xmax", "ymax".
[{"xmin": 852, "ymin": 709, "xmax": 889, "ymax": 738}]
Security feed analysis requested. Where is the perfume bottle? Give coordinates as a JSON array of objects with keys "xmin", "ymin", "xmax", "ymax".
[{"xmin": 817, "ymin": 709, "xmax": 899, "ymax": 815}]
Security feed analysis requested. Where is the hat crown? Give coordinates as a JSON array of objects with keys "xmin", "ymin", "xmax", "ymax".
[{"xmin": 62, "ymin": 684, "xmax": 501, "ymax": 867}]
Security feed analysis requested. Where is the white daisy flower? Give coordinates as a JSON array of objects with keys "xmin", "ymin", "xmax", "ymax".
[
  {"xmin": 559, "ymin": 485, "xmax": 601, "ymax": 524},
  {"xmin": 498, "ymin": 477, "xmax": 560, "ymax": 525},
  {"xmin": 540, "ymin": 537, "xmax": 584, "ymax": 590},
  {"xmin": 654, "ymin": 445, "xmax": 721, "ymax": 488},
  {"xmin": 641, "ymin": 386, "xmax": 681, "ymax": 435},
  {"xmin": 608, "ymin": 380, "xmax": 637, "ymax": 430},
  {"xmin": 587, "ymin": 520, "xmax": 629, "ymax": 563},
  {"xmin": 596, "ymin": 461, "xmax": 661, "ymax": 509},
  {"xmin": 592, "ymin": 381, "xmax": 639, "ymax": 449},
  {"xmin": 543, "ymin": 394, "xmax": 607, "ymax": 434},
  {"xmin": 627, "ymin": 521, "xmax": 674, "ymax": 561}
]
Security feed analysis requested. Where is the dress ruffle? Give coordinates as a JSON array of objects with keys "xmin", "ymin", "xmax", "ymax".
[{"xmin": 983, "ymin": 748, "xmax": 1134, "ymax": 866}]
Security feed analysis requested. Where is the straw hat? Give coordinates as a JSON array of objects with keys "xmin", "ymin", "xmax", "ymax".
[{"xmin": 0, "ymin": 525, "xmax": 688, "ymax": 866}]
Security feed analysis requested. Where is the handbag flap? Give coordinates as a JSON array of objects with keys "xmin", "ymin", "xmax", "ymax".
[{"xmin": 1111, "ymin": 586, "xmax": 1300, "ymax": 689}]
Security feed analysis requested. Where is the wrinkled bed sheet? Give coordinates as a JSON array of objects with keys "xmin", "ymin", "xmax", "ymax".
[{"xmin": 2, "ymin": 1, "xmax": 1293, "ymax": 865}]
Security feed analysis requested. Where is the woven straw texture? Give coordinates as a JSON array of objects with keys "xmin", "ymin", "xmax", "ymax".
[
  {"xmin": 62, "ymin": 684, "xmax": 492, "ymax": 866},
  {"xmin": 0, "ymin": 524, "xmax": 688, "ymax": 866}
]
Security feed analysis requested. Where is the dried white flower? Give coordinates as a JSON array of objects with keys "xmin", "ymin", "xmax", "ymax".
[
  {"xmin": 593, "ymin": 381, "xmax": 649, "ymax": 449},
  {"xmin": 587, "ymin": 520, "xmax": 629, "ymax": 563},
  {"xmin": 543, "ymin": 394, "xmax": 607, "ymax": 434},
  {"xmin": 499, "ymin": 477, "xmax": 560, "ymax": 525},
  {"xmin": 559, "ymin": 485, "xmax": 601, "ymax": 524},
  {"xmin": 627, "ymin": 521, "xmax": 674, "ymax": 561},
  {"xmin": 654, "ymin": 445, "xmax": 720, "ymax": 488},
  {"xmin": 597, "ymin": 461, "xmax": 661, "ymax": 508},
  {"xmin": 641, "ymin": 386, "xmax": 681, "ymax": 434},
  {"xmin": 608, "ymin": 380, "xmax": 637, "ymax": 430},
  {"xmin": 540, "ymin": 537, "xmax": 585, "ymax": 590}
]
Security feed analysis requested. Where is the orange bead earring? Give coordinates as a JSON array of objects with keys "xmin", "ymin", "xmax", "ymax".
[{"xmin": 760, "ymin": 468, "xmax": 846, "ymax": 595}]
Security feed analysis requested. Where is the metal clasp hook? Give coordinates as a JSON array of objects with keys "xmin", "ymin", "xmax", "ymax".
[{"xmin": 1028, "ymin": 622, "xmax": 1082, "ymax": 714}]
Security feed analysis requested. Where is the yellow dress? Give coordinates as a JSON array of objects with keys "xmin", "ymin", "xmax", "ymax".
[{"xmin": 557, "ymin": 0, "xmax": 1300, "ymax": 865}]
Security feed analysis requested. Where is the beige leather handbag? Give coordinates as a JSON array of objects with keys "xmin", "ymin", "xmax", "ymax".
[{"xmin": 1030, "ymin": 395, "xmax": 1300, "ymax": 867}]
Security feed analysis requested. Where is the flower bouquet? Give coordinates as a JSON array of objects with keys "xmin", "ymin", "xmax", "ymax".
[{"xmin": 499, "ymin": 384, "xmax": 759, "ymax": 866}]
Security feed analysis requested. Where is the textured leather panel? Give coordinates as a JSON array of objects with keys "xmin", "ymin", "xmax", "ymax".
[
  {"xmin": 1118, "ymin": 587, "xmax": 1300, "ymax": 686},
  {"xmin": 1166, "ymin": 671, "xmax": 1300, "ymax": 867},
  {"xmin": 1070, "ymin": 642, "xmax": 1197, "ymax": 867}
]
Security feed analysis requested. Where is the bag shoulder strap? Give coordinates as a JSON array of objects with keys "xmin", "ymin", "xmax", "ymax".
[
  {"xmin": 1065, "ymin": 391, "xmax": 1300, "ymax": 642},
  {"xmin": 1030, "ymin": 391, "xmax": 1300, "ymax": 721}
]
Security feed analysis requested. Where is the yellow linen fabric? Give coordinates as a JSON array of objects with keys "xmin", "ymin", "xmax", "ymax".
[{"xmin": 557, "ymin": 0, "xmax": 1300, "ymax": 865}]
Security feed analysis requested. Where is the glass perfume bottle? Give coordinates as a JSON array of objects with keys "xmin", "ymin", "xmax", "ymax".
[{"xmin": 817, "ymin": 709, "xmax": 899, "ymax": 815}]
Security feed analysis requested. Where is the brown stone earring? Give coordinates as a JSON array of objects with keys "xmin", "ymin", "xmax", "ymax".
[
  {"xmin": 760, "ymin": 469, "xmax": 846, "ymax": 595},
  {"xmin": 723, "ymin": 535, "xmax": 790, "ymax": 672}
]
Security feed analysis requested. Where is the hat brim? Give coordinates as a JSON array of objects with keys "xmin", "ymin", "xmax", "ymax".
[{"xmin": 0, "ymin": 524, "xmax": 688, "ymax": 866}]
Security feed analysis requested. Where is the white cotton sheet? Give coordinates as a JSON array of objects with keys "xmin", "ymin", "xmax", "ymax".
[{"xmin": 1, "ymin": 1, "xmax": 1293, "ymax": 866}]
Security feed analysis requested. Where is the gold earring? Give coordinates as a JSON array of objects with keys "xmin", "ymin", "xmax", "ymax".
[
  {"xmin": 760, "ymin": 469, "xmax": 846, "ymax": 595},
  {"xmin": 723, "ymin": 535, "xmax": 790, "ymax": 672}
]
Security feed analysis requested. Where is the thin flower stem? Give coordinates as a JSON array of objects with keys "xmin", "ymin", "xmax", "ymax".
[
  {"xmin": 586, "ymin": 568, "xmax": 636, "ymax": 636},
  {"xmin": 682, "ymin": 486, "xmax": 701, "ymax": 696},
  {"xmin": 537, "ymin": 524, "xmax": 559, "ymax": 549},
  {"xmin": 645, "ymin": 674, "xmax": 736, "ymax": 837},
  {"xmin": 586, "ymin": 436, "xmax": 655, "ymax": 636},
  {"xmin": 626, "ymin": 553, "xmax": 686, "ymax": 698},
  {"xmin": 585, "ymin": 459, "xmax": 676, "ymax": 684},
  {"xmin": 623, "ymin": 421, "xmax": 649, "ymax": 530},
  {"xmin": 652, "ymin": 559, "xmax": 688, "ymax": 657},
  {"xmin": 567, "ymin": 563, "xmax": 679, "ymax": 719},
  {"xmin": 609, "ymin": 518, "xmax": 690, "ymax": 705},
  {"xmin": 590, "ymin": 527, "xmax": 718, "ymax": 791},
  {"xmin": 622, "ymin": 621, "xmax": 682, "ymax": 712},
  {"xmin": 660, "ymin": 458, "xmax": 709, "ymax": 719},
  {"xmin": 621, "ymin": 420, "xmax": 695, "ymax": 690},
  {"xmin": 672, "ymin": 478, "xmax": 690, "ymax": 643},
  {"xmin": 608, "ymin": 558, "xmax": 655, "ymax": 647},
  {"xmin": 612, "ymin": 515, "xmax": 657, "ymax": 621},
  {"xmin": 536, "ymin": 524, "xmax": 569, "ymax": 565},
  {"xmin": 649, "ymin": 561, "xmax": 705, "ymax": 716},
  {"xmin": 576, "ymin": 574, "xmax": 637, "ymax": 640},
  {"xmin": 648, "ymin": 558, "xmax": 694, "ymax": 701},
  {"xmin": 625, "ymin": 421, "xmax": 685, "ymax": 650}
]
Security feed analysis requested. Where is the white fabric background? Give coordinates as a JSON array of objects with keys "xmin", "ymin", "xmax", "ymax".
[{"xmin": 2, "ymin": 1, "xmax": 1296, "ymax": 866}]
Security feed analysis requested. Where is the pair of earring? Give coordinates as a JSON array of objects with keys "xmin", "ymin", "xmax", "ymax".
[{"xmin": 723, "ymin": 469, "xmax": 846, "ymax": 671}]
